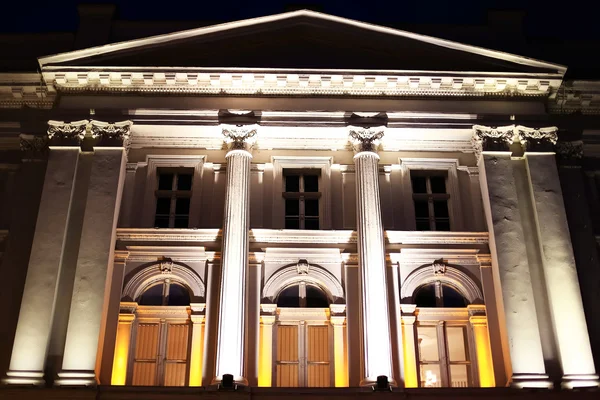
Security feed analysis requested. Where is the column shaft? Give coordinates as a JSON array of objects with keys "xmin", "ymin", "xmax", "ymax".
[
  {"xmin": 257, "ymin": 315, "xmax": 275, "ymax": 387},
  {"xmin": 110, "ymin": 312, "xmax": 135, "ymax": 385},
  {"xmin": 525, "ymin": 153, "xmax": 599, "ymax": 388},
  {"xmin": 57, "ymin": 148, "xmax": 126, "ymax": 385},
  {"xmin": 354, "ymin": 151, "xmax": 394, "ymax": 384},
  {"xmin": 468, "ymin": 311, "xmax": 495, "ymax": 387},
  {"xmin": 479, "ymin": 152, "xmax": 549, "ymax": 388},
  {"xmin": 215, "ymin": 149, "xmax": 251, "ymax": 384},
  {"xmin": 5, "ymin": 147, "xmax": 80, "ymax": 385},
  {"xmin": 189, "ymin": 314, "xmax": 206, "ymax": 387},
  {"xmin": 401, "ymin": 312, "xmax": 418, "ymax": 388},
  {"xmin": 331, "ymin": 317, "xmax": 349, "ymax": 387}
]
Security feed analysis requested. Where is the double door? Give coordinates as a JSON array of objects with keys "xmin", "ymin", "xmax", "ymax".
[
  {"xmin": 130, "ymin": 319, "xmax": 190, "ymax": 386},
  {"xmin": 275, "ymin": 322, "xmax": 332, "ymax": 387}
]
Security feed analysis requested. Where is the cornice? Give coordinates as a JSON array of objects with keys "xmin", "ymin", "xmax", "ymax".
[
  {"xmin": 549, "ymin": 80, "xmax": 600, "ymax": 115},
  {"xmin": 0, "ymin": 73, "xmax": 55, "ymax": 109},
  {"xmin": 41, "ymin": 69, "xmax": 560, "ymax": 99}
]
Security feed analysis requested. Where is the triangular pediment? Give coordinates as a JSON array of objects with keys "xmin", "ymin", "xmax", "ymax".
[{"xmin": 38, "ymin": 10, "xmax": 565, "ymax": 75}]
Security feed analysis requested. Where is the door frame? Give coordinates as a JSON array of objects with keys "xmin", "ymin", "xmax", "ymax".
[{"xmin": 272, "ymin": 307, "xmax": 335, "ymax": 387}]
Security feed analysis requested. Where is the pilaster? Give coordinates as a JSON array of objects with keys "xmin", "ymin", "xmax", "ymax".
[
  {"xmin": 519, "ymin": 128, "xmax": 599, "ymax": 389},
  {"xmin": 467, "ymin": 305, "xmax": 495, "ymax": 387},
  {"xmin": 110, "ymin": 302, "xmax": 136, "ymax": 385},
  {"xmin": 4, "ymin": 122, "xmax": 82, "ymax": 386},
  {"xmin": 258, "ymin": 304, "xmax": 276, "ymax": 387},
  {"xmin": 213, "ymin": 124, "xmax": 257, "ymax": 385},
  {"xmin": 56, "ymin": 120, "xmax": 130, "ymax": 386},
  {"xmin": 330, "ymin": 305, "xmax": 348, "ymax": 387},
  {"xmin": 400, "ymin": 305, "xmax": 418, "ymax": 388},
  {"xmin": 189, "ymin": 303, "xmax": 206, "ymax": 387},
  {"xmin": 348, "ymin": 125, "xmax": 395, "ymax": 386},
  {"xmin": 473, "ymin": 124, "xmax": 550, "ymax": 389}
]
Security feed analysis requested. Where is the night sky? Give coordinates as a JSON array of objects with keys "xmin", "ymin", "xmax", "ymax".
[{"xmin": 1, "ymin": 0, "xmax": 599, "ymax": 40}]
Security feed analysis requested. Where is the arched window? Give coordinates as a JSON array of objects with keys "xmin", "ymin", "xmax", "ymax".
[
  {"xmin": 276, "ymin": 283, "xmax": 330, "ymax": 308},
  {"xmin": 137, "ymin": 280, "xmax": 191, "ymax": 306},
  {"xmin": 413, "ymin": 281, "xmax": 468, "ymax": 308}
]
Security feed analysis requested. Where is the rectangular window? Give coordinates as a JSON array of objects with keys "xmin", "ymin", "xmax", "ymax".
[
  {"xmin": 417, "ymin": 323, "xmax": 471, "ymax": 387},
  {"xmin": 283, "ymin": 169, "xmax": 321, "ymax": 230},
  {"xmin": 154, "ymin": 168, "xmax": 193, "ymax": 228},
  {"xmin": 411, "ymin": 172, "xmax": 450, "ymax": 231}
]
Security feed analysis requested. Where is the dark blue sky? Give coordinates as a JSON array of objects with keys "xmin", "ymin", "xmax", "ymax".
[{"xmin": 2, "ymin": 0, "xmax": 599, "ymax": 40}]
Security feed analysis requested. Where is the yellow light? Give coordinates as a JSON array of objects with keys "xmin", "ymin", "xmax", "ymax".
[
  {"xmin": 111, "ymin": 314, "xmax": 134, "ymax": 385},
  {"xmin": 188, "ymin": 317, "xmax": 205, "ymax": 387},
  {"xmin": 332, "ymin": 319, "xmax": 349, "ymax": 387},
  {"xmin": 258, "ymin": 316, "xmax": 275, "ymax": 387},
  {"xmin": 402, "ymin": 318, "xmax": 419, "ymax": 388},
  {"xmin": 470, "ymin": 316, "xmax": 495, "ymax": 387}
]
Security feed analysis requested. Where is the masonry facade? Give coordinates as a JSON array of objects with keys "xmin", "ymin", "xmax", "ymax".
[{"xmin": 0, "ymin": 8, "xmax": 600, "ymax": 400}]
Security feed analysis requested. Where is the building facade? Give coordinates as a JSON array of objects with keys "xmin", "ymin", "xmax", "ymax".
[{"xmin": 1, "ymin": 7, "xmax": 600, "ymax": 399}]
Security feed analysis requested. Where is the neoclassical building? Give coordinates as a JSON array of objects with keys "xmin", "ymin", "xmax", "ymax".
[{"xmin": 0, "ymin": 7, "xmax": 600, "ymax": 400}]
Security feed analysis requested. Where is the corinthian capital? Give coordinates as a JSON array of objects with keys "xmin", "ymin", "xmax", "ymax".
[
  {"xmin": 19, "ymin": 133, "xmax": 48, "ymax": 153},
  {"xmin": 471, "ymin": 125, "xmax": 515, "ymax": 158},
  {"xmin": 47, "ymin": 120, "xmax": 88, "ymax": 145},
  {"xmin": 221, "ymin": 124, "xmax": 258, "ymax": 151},
  {"xmin": 348, "ymin": 125, "xmax": 385, "ymax": 153},
  {"xmin": 516, "ymin": 125, "xmax": 558, "ymax": 152},
  {"xmin": 90, "ymin": 120, "xmax": 133, "ymax": 148}
]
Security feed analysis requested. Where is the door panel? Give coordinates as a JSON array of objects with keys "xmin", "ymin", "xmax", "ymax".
[
  {"xmin": 306, "ymin": 325, "xmax": 330, "ymax": 387},
  {"xmin": 164, "ymin": 324, "xmax": 190, "ymax": 386},
  {"xmin": 132, "ymin": 323, "xmax": 160, "ymax": 385},
  {"xmin": 276, "ymin": 325, "xmax": 300, "ymax": 387}
]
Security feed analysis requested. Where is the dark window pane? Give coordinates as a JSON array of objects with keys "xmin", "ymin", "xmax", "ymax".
[
  {"xmin": 285, "ymin": 199, "xmax": 299, "ymax": 216},
  {"xmin": 411, "ymin": 176, "xmax": 427, "ymax": 193},
  {"xmin": 306, "ymin": 285, "xmax": 330, "ymax": 307},
  {"xmin": 442, "ymin": 285, "xmax": 468, "ymax": 307},
  {"xmin": 433, "ymin": 201, "xmax": 449, "ymax": 218},
  {"xmin": 430, "ymin": 176, "xmax": 446, "ymax": 194},
  {"xmin": 177, "ymin": 173, "xmax": 193, "ymax": 191},
  {"xmin": 414, "ymin": 284, "xmax": 437, "ymax": 307},
  {"xmin": 175, "ymin": 198, "xmax": 190, "ymax": 215},
  {"xmin": 305, "ymin": 199, "xmax": 319, "ymax": 216},
  {"xmin": 155, "ymin": 197, "xmax": 171, "ymax": 214},
  {"xmin": 174, "ymin": 217, "xmax": 189, "ymax": 228},
  {"xmin": 168, "ymin": 283, "xmax": 191, "ymax": 306},
  {"xmin": 436, "ymin": 219, "xmax": 451, "ymax": 231},
  {"xmin": 285, "ymin": 217, "xmax": 300, "ymax": 229},
  {"xmin": 304, "ymin": 175, "xmax": 319, "ymax": 192},
  {"xmin": 305, "ymin": 217, "xmax": 320, "ymax": 230},
  {"xmin": 414, "ymin": 200, "xmax": 430, "ymax": 218},
  {"xmin": 416, "ymin": 219, "xmax": 431, "ymax": 231},
  {"xmin": 277, "ymin": 285, "xmax": 300, "ymax": 307},
  {"xmin": 285, "ymin": 175, "xmax": 300, "ymax": 192},
  {"xmin": 138, "ymin": 284, "xmax": 164, "ymax": 306},
  {"xmin": 158, "ymin": 173, "xmax": 174, "ymax": 190}
]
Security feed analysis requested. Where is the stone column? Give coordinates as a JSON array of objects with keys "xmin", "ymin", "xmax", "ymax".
[
  {"xmin": 518, "ymin": 127, "xmax": 599, "ymax": 389},
  {"xmin": 110, "ymin": 303, "xmax": 136, "ymax": 385},
  {"xmin": 330, "ymin": 311, "xmax": 348, "ymax": 387},
  {"xmin": 473, "ymin": 125, "xmax": 550, "ymax": 388},
  {"xmin": 349, "ymin": 126, "xmax": 394, "ymax": 386},
  {"xmin": 258, "ymin": 304, "xmax": 276, "ymax": 387},
  {"xmin": 189, "ymin": 304, "xmax": 206, "ymax": 387},
  {"xmin": 468, "ymin": 305, "xmax": 495, "ymax": 387},
  {"xmin": 400, "ymin": 305, "xmax": 418, "ymax": 388},
  {"xmin": 4, "ymin": 122, "xmax": 85, "ymax": 386},
  {"xmin": 213, "ymin": 124, "xmax": 257, "ymax": 385},
  {"xmin": 56, "ymin": 120, "xmax": 130, "ymax": 386}
]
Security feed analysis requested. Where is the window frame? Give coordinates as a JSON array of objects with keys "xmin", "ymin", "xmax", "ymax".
[
  {"xmin": 272, "ymin": 156, "xmax": 332, "ymax": 230},
  {"xmin": 142, "ymin": 155, "xmax": 205, "ymax": 228},
  {"xmin": 400, "ymin": 158, "xmax": 464, "ymax": 231},
  {"xmin": 411, "ymin": 172, "xmax": 451, "ymax": 231},
  {"xmin": 155, "ymin": 168, "xmax": 194, "ymax": 228},
  {"xmin": 283, "ymin": 169, "xmax": 322, "ymax": 230}
]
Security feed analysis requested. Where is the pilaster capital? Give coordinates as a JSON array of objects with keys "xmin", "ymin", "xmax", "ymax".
[
  {"xmin": 47, "ymin": 120, "xmax": 88, "ymax": 145},
  {"xmin": 119, "ymin": 301, "xmax": 138, "ymax": 315},
  {"xmin": 221, "ymin": 123, "xmax": 258, "ymax": 152},
  {"xmin": 472, "ymin": 124, "xmax": 515, "ymax": 157},
  {"xmin": 467, "ymin": 304, "xmax": 487, "ymax": 318},
  {"xmin": 348, "ymin": 125, "xmax": 385, "ymax": 153},
  {"xmin": 516, "ymin": 125, "xmax": 558, "ymax": 152},
  {"xmin": 118, "ymin": 313, "xmax": 135, "ymax": 324},
  {"xmin": 330, "ymin": 315, "xmax": 346, "ymax": 326},
  {"xmin": 260, "ymin": 315, "xmax": 276, "ymax": 325},
  {"xmin": 19, "ymin": 133, "xmax": 48, "ymax": 160},
  {"xmin": 90, "ymin": 119, "xmax": 133, "ymax": 149},
  {"xmin": 556, "ymin": 140, "xmax": 584, "ymax": 165}
]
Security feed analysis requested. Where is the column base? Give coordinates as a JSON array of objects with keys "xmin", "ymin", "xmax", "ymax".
[
  {"xmin": 561, "ymin": 374, "xmax": 600, "ymax": 389},
  {"xmin": 510, "ymin": 373, "xmax": 553, "ymax": 389},
  {"xmin": 3, "ymin": 371, "xmax": 45, "ymax": 386},
  {"xmin": 211, "ymin": 375, "xmax": 248, "ymax": 387},
  {"xmin": 54, "ymin": 370, "xmax": 97, "ymax": 386},
  {"xmin": 360, "ymin": 376, "xmax": 397, "ymax": 388}
]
